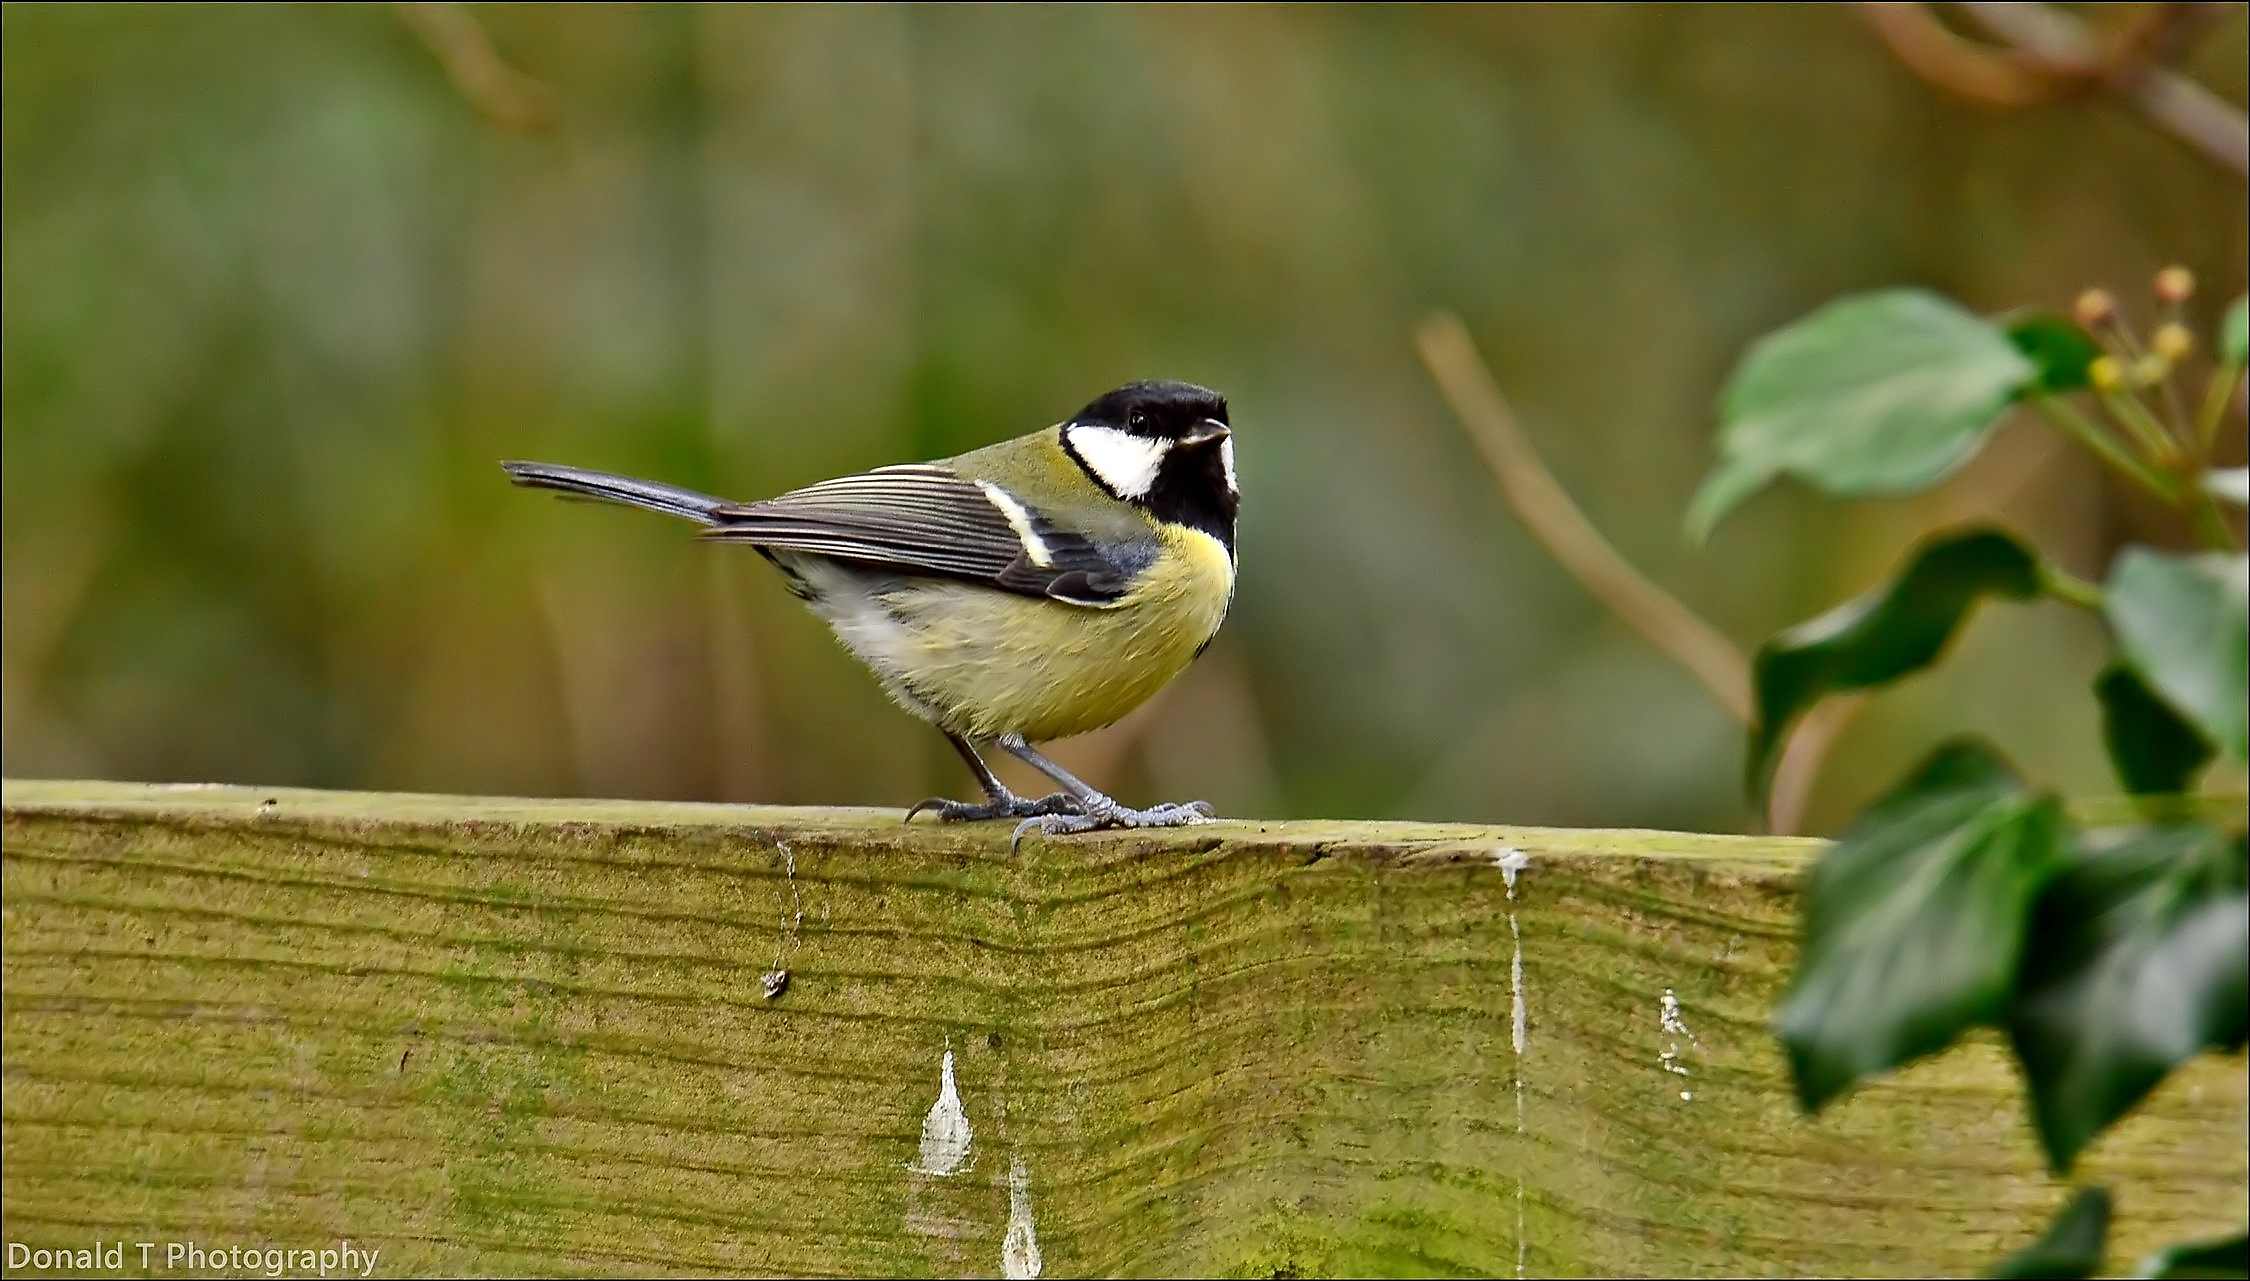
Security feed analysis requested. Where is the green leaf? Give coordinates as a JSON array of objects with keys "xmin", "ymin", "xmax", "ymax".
[
  {"xmin": 2223, "ymin": 295, "xmax": 2247, "ymax": 367},
  {"xmin": 2204, "ymin": 468, "xmax": 2248, "ymax": 509},
  {"xmin": 2137, "ymin": 1231, "xmax": 2249, "ymax": 1280},
  {"xmin": 1776, "ymin": 740, "xmax": 2064, "ymax": 1111},
  {"xmin": 1685, "ymin": 455, "xmax": 1780, "ymax": 544},
  {"xmin": 1991, "ymin": 1187, "xmax": 2112, "ymax": 1280},
  {"xmin": 1690, "ymin": 289, "xmax": 2033, "ymax": 537},
  {"xmin": 2096, "ymin": 664, "xmax": 2216, "ymax": 795},
  {"xmin": 1748, "ymin": 527, "xmax": 2041, "ymax": 800},
  {"xmin": 1992, "ymin": 1188, "xmax": 2113, "ymax": 1280},
  {"xmin": 2105, "ymin": 549, "xmax": 2250, "ymax": 762},
  {"xmin": 2008, "ymin": 825, "xmax": 2248, "ymax": 1171},
  {"xmin": 2008, "ymin": 313, "xmax": 2102, "ymax": 394}
]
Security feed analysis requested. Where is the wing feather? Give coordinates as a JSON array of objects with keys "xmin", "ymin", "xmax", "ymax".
[{"xmin": 702, "ymin": 466, "xmax": 1142, "ymax": 606}]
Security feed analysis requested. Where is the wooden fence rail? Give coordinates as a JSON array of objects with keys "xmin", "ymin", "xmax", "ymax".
[{"xmin": 2, "ymin": 780, "xmax": 2242, "ymax": 1277}]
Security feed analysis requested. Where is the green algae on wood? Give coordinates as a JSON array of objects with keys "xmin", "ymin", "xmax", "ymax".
[{"xmin": 3, "ymin": 779, "xmax": 2244, "ymax": 1278}]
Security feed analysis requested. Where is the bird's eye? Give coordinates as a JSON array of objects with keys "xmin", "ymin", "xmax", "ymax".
[{"xmin": 1127, "ymin": 409, "xmax": 1147, "ymax": 429}]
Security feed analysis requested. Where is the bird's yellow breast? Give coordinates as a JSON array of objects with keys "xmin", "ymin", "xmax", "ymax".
[{"xmin": 809, "ymin": 523, "xmax": 1234, "ymax": 743}]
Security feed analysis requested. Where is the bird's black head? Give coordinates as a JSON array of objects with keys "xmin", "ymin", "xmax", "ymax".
[
  {"xmin": 1061, "ymin": 380, "xmax": 1238, "ymax": 553},
  {"xmin": 1074, "ymin": 380, "xmax": 1230, "ymax": 442}
]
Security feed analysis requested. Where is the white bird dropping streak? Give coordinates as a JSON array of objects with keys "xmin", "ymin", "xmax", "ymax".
[
  {"xmin": 1491, "ymin": 844, "xmax": 1531, "ymax": 1279},
  {"xmin": 1002, "ymin": 1157, "xmax": 1043, "ymax": 1279},
  {"xmin": 1660, "ymin": 988, "xmax": 1702, "ymax": 1102},
  {"xmin": 911, "ymin": 1049, "xmax": 972, "ymax": 1175},
  {"xmin": 1493, "ymin": 846, "xmax": 1530, "ymax": 1057},
  {"xmin": 1509, "ymin": 920, "xmax": 1527, "ymax": 1060},
  {"xmin": 1494, "ymin": 845, "xmax": 1528, "ymax": 900}
]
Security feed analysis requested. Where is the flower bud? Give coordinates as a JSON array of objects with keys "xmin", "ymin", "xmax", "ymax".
[
  {"xmin": 2152, "ymin": 322, "xmax": 2194, "ymax": 363},
  {"xmin": 2131, "ymin": 353, "xmax": 2168, "ymax": 386},
  {"xmin": 2154, "ymin": 266, "xmax": 2195, "ymax": 305},
  {"xmin": 2075, "ymin": 288, "xmax": 2117, "ymax": 329},
  {"xmin": 2089, "ymin": 355, "xmax": 2124, "ymax": 391}
]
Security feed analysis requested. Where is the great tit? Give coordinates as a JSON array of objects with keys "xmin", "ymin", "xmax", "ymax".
[{"xmin": 502, "ymin": 379, "xmax": 1239, "ymax": 844}]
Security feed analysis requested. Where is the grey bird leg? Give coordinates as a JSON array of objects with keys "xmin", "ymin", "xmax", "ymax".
[
  {"xmin": 904, "ymin": 732, "xmax": 1081, "ymax": 824},
  {"xmin": 998, "ymin": 734, "xmax": 1215, "ymax": 850}
]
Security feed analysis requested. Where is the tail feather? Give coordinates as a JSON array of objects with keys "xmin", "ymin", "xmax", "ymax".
[{"xmin": 500, "ymin": 461, "xmax": 730, "ymax": 525}]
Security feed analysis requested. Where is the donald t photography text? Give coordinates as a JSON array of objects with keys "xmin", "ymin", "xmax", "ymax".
[{"xmin": 5, "ymin": 1240, "xmax": 381, "ymax": 1278}]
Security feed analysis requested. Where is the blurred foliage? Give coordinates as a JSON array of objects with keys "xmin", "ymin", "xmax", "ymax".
[
  {"xmin": 1688, "ymin": 290, "xmax": 2035, "ymax": 539},
  {"xmin": 1775, "ymin": 738, "xmax": 2063, "ymax": 1113},
  {"xmin": 1745, "ymin": 526, "xmax": 2041, "ymax": 796},
  {"xmin": 4, "ymin": 4, "xmax": 2247, "ymax": 834},
  {"xmin": 1990, "ymin": 1186, "xmax": 2110, "ymax": 1281},
  {"xmin": 2106, "ymin": 547, "xmax": 2250, "ymax": 760},
  {"xmin": 1727, "ymin": 275, "xmax": 2247, "ymax": 1272}
]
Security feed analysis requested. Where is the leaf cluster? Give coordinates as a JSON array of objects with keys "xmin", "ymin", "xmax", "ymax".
[{"xmin": 1698, "ymin": 284, "xmax": 2249, "ymax": 1277}]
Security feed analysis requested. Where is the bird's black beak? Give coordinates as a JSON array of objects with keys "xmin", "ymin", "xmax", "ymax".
[{"xmin": 1178, "ymin": 419, "xmax": 1231, "ymax": 448}]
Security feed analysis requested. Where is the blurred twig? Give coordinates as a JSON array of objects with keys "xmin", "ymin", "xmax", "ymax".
[
  {"xmin": 1858, "ymin": 2, "xmax": 2247, "ymax": 177},
  {"xmin": 396, "ymin": 2, "xmax": 556, "ymax": 134},
  {"xmin": 1766, "ymin": 696, "xmax": 1868, "ymax": 837},
  {"xmin": 1416, "ymin": 313, "xmax": 1754, "ymax": 725},
  {"xmin": 1418, "ymin": 314, "xmax": 1854, "ymax": 834},
  {"xmin": 1414, "ymin": 312, "xmax": 2088, "ymax": 835},
  {"xmin": 1856, "ymin": 1, "xmax": 2083, "ymax": 107}
]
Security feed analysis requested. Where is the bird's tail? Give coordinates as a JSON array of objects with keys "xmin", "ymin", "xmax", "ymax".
[{"xmin": 500, "ymin": 461, "xmax": 731, "ymax": 525}]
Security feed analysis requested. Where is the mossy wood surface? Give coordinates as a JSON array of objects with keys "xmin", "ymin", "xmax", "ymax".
[{"xmin": 3, "ymin": 780, "xmax": 2243, "ymax": 1278}]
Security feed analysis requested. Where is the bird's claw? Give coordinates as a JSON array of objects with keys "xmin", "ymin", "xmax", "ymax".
[
  {"xmin": 904, "ymin": 792, "xmax": 1081, "ymax": 824},
  {"xmin": 1009, "ymin": 800, "xmax": 1217, "ymax": 852}
]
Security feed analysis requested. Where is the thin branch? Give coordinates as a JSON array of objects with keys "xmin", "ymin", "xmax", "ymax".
[
  {"xmin": 1956, "ymin": 1, "xmax": 2249, "ymax": 176},
  {"xmin": 1414, "ymin": 314, "xmax": 1755, "ymax": 728},
  {"xmin": 1856, "ymin": 3, "xmax": 2080, "ymax": 107},
  {"xmin": 1766, "ymin": 696, "xmax": 1868, "ymax": 838},
  {"xmin": 2189, "ymin": 484, "xmax": 2246, "ymax": 550},
  {"xmin": 396, "ymin": 2, "xmax": 557, "ymax": 134},
  {"xmin": 1417, "ymin": 314, "xmax": 1882, "ymax": 833},
  {"xmin": 2195, "ymin": 362, "xmax": 2244, "ymax": 453},
  {"xmin": 2036, "ymin": 561, "xmax": 2106, "ymax": 611},
  {"xmin": 1864, "ymin": 1, "xmax": 2248, "ymax": 178},
  {"xmin": 2029, "ymin": 394, "xmax": 2180, "ymax": 501}
]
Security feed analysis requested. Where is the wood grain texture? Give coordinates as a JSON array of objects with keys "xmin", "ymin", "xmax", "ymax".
[{"xmin": 2, "ymin": 779, "xmax": 2243, "ymax": 1278}]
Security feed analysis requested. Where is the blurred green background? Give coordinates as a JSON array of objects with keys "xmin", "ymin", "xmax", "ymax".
[{"xmin": 4, "ymin": 3, "xmax": 2245, "ymax": 835}]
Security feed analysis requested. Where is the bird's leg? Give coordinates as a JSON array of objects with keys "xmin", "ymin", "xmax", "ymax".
[
  {"xmin": 904, "ymin": 732, "xmax": 1081, "ymax": 824},
  {"xmin": 997, "ymin": 734, "xmax": 1215, "ymax": 849}
]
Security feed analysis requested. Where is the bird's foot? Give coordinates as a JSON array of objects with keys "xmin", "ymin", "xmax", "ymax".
[
  {"xmin": 1010, "ymin": 800, "xmax": 1216, "ymax": 851},
  {"xmin": 904, "ymin": 791, "xmax": 1082, "ymax": 824}
]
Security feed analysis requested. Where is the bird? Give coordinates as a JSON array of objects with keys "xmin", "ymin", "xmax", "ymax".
[{"xmin": 501, "ymin": 379, "xmax": 1239, "ymax": 846}]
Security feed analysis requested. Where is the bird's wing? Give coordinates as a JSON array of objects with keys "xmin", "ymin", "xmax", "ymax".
[{"xmin": 703, "ymin": 464, "xmax": 1145, "ymax": 607}]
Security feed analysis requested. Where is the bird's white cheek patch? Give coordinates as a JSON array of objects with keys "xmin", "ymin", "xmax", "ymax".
[
  {"xmin": 1065, "ymin": 424, "xmax": 1169, "ymax": 500},
  {"xmin": 1219, "ymin": 437, "xmax": 1237, "ymax": 496}
]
